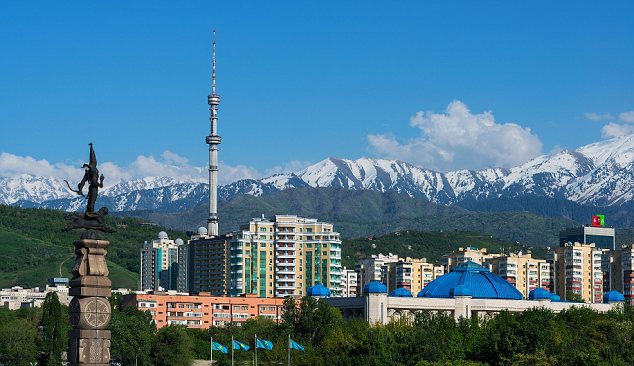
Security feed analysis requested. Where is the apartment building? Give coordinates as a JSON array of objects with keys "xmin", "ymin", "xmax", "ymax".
[
  {"xmin": 341, "ymin": 268, "xmax": 358, "ymax": 297},
  {"xmin": 608, "ymin": 244, "xmax": 634, "ymax": 304},
  {"xmin": 187, "ymin": 227, "xmax": 232, "ymax": 296},
  {"xmin": 123, "ymin": 292, "xmax": 286, "ymax": 328},
  {"xmin": 442, "ymin": 246, "xmax": 502, "ymax": 272},
  {"xmin": 485, "ymin": 252, "xmax": 551, "ymax": 299},
  {"xmin": 548, "ymin": 242, "xmax": 603, "ymax": 303},
  {"xmin": 385, "ymin": 257, "xmax": 445, "ymax": 295},
  {"xmin": 355, "ymin": 253, "xmax": 400, "ymax": 295},
  {"xmin": 139, "ymin": 231, "xmax": 185, "ymax": 291},
  {"xmin": 229, "ymin": 215, "xmax": 342, "ymax": 298}
]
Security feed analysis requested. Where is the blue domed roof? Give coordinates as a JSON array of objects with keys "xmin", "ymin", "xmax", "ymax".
[
  {"xmin": 550, "ymin": 293, "xmax": 561, "ymax": 301},
  {"xmin": 529, "ymin": 288, "xmax": 551, "ymax": 300},
  {"xmin": 451, "ymin": 285, "xmax": 472, "ymax": 297},
  {"xmin": 418, "ymin": 261, "xmax": 523, "ymax": 300},
  {"xmin": 389, "ymin": 287, "xmax": 413, "ymax": 297},
  {"xmin": 307, "ymin": 283, "xmax": 331, "ymax": 297},
  {"xmin": 603, "ymin": 290, "xmax": 625, "ymax": 303},
  {"xmin": 364, "ymin": 281, "xmax": 388, "ymax": 294}
]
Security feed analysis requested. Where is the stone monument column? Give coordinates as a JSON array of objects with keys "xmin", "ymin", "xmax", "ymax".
[
  {"xmin": 64, "ymin": 144, "xmax": 113, "ymax": 366},
  {"xmin": 67, "ymin": 231, "xmax": 112, "ymax": 365}
]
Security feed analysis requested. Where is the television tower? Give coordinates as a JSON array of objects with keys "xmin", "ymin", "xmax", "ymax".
[{"xmin": 206, "ymin": 30, "xmax": 221, "ymax": 236}]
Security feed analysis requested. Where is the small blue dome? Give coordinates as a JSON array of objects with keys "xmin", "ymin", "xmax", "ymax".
[
  {"xmin": 418, "ymin": 261, "xmax": 523, "ymax": 300},
  {"xmin": 389, "ymin": 287, "xmax": 413, "ymax": 297},
  {"xmin": 603, "ymin": 290, "xmax": 625, "ymax": 303},
  {"xmin": 307, "ymin": 283, "xmax": 331, "ymax": 297},
  {"xmin": 451, "ymin": 285, "xmax": 472, "ymax": 297},
  {"xmin": 364, "ymin": 281, "xmax": 388, "ymax": 294},
  {"xmin": 529, "ymin": 288, "xmax": 551, "ymax": 300},
  {"xmin": 550, "ymin": 293, "xmax": 561, "ymax": 301}
]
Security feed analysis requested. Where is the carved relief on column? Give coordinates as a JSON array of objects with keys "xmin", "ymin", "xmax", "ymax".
[{"xmin": 68, "ymin": 232, "xmax": 111, "ymax": 366}]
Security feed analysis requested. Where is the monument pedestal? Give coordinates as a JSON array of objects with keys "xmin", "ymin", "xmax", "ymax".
[{"xmin": 68, "ymin": 232, "xmax": 112, "ymax": 365}]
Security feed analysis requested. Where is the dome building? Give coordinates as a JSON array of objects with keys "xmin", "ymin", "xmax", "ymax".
[
  {"xmin": 418, "ymin": 261, "xmax": 523, "ymax": 300},
  {"xmin": 307, "ymin": 283, "xmax": 332, "ymax": 298},
  {"xmin": 325, "ymin": 260, "xmax": 620, "ymax": 324}
]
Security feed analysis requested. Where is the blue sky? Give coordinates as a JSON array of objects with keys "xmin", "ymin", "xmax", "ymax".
[{"xmin": 1, "ymin": 1, "xmax": 632, "ymax": 183}]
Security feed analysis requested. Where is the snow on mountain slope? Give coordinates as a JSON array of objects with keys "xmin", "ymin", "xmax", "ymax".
[
  {"xmin": 6, "ymin": 135, "xmax": 634, "ymax": 210},
  {"xmin": 0, "ymin": 175, "xmax": 72, "ymax": 205}
]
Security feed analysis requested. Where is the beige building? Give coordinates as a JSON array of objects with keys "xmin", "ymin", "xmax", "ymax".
[
  {"xmin": 548, "ymin": 242, "xmax": 603, "ymax": 303},
  {"xmin": 608, "ymin": 244, "xmax": 634, "ymax": 304},
  {"xmin": 385, "ymin": 257, "xmax": 444, "ymax": 296},
  {"xmin": 442, "ymin": 246, "xmax": 501, "ymax": 271},
  {"xmin": 341, "ymin": 268, "xmax": 358, "ymax": 297},
  {"xmin": 355, "ymin": 253, "xmax": 400, "ymax": 295},
  {"xmin": 229, "ymin": 215, "xmax": 342, "ymax": 298},
  {"xmin": 485, "ymin": 252, "xmax": 551, "ymax": 299}
]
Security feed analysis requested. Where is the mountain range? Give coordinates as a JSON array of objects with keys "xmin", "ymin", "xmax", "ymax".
[{"xmin": 4, "ymin": 135, "xmax": 634, "ymax": 214}]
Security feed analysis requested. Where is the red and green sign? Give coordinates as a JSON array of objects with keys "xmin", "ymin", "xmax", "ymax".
[{"xmin": 591, "ymin": 214, "xmax": 605, "ymax": 227}]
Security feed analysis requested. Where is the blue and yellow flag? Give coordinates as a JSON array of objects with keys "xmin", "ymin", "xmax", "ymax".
[
  {"xmin": 289, "ymin": 338, "xmax": 305, "ymax": 352},
  {"xmin": 256, "ymin": 338, "xmax": 273, "ymax": 350},
  {"xmin": 212, "ymin": 341, "xmax": 228, "ymax": 354},
  {"xmin": 232, "ymin": 339, "xmax": 250, "ymax": 351}
]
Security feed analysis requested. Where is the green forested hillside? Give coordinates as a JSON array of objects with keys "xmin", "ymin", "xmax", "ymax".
[
  {"xmin": 0, "ymin": 205, "xmax": 186, "ymax": 289},
  {"xmin": 132, "ymin": 188, "xmax": 577, "ymax": 248}
]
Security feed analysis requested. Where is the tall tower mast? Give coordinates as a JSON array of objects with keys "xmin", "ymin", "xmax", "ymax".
[{"xmin": 206, "ymin": 30, "xmax": 221, "ymax": 236}]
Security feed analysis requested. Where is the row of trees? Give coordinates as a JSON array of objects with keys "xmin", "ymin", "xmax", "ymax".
[{"xmin": 3, "ymin": 292, "xmax": 634, "ymax": 365}]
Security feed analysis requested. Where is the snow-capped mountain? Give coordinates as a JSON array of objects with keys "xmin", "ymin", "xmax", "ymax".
[{"xmin": 5, "ymin": 135, "xmax": 634, "ymax": 211}]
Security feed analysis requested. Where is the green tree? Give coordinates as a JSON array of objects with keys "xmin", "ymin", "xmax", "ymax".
[
  {"xmin": 152, "ymin": 325, "xmax": 194, "ymax": 366},
  {"xmin": 0, "ymin": 317, "xmax": 38, "ymax": 366},
  {"xmin": 110, "ymin": 306, "xmax": 156, "ymax": 365},
  {"xmin": 38, "ymin": 292, "xmax": 66, "ymax": 366}
]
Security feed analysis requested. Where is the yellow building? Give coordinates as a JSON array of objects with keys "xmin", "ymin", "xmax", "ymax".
[
  {"xmin": 385, "ymin": 257, "xmax": 444, "ymax": 296},
  {"xmin": 486, "ymin": 252, "xmax": 551, "ymax": 299},
  {"xmin": 547, "ymin": 242, "xmax": 603, "ymax": 303},
  {"xmin": 230, "ymin": 215, "xmax": 342, "ymax": 298}
]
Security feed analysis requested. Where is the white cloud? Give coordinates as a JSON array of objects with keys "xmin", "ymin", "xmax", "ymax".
[
  {"xmin": 584, "ymin": 112, "xmax": 614, "ymax": 121},
  {"xmin": 0, "ymin": 151, "xmax": 279, "ymax": 186},
  {"xmin": 0, "ymin": 152, "xmax": 82, "ymax": 180},
  {"xmin": 619, "ymin": 111, "xmax": 634, "ymax": 123},
  {"xmin": 601, "ymin": 123, "xmax": 634, "ymax": 139},
  {"xmin": 368, "ymin": 100, "xmax": 543, "ymax": 171}
]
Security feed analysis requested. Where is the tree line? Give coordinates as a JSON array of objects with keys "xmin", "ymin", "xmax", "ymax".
[{"xmin": 2, "ymin": 292, "xmax": 634, "ymax": 365}]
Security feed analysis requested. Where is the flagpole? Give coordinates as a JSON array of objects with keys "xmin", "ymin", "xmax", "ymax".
[
  {"xmin": 254, "ymin": 333, "xmax": 257, "ymax": 366},
  {"xmin": 231, "ymin": 335, "xmax": 234, "ymax": 366},
  {"xmin": 287, "ymin": 334, "xmax": 290, "ymax": 366},
  {"xmin": 210, "ymin": 336, "xmax": 213, "ymax": 366}
]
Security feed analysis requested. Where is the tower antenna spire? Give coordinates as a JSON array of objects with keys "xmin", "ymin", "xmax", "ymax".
[
  {"xmin": 206, "ymin": 29, "xmax": 221, "ymax": 236},
  {"xmin": 212, "ymin": 29, "xmax": 217, "ymax": 96}
]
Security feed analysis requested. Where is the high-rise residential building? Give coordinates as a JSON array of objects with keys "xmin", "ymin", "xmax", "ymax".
[
  {"xmin": 485, "ymin": 252, "xmax": 551, "ymax": 299},
  {"xmin": 547, "ymin": 242, "xmax": 603, "ymax": 303},
  {"xmin": 559, "ymin": 226, "xmax": 615, "ymax": 250},
  {"xmin": 442, "ymin": 246, "xmax": 502, "ymax": 272},
  {"xmin": 385, "ymin": 257, "xmax": 445, "ymax": 295},
  {"xmin": 187, "ymin": 227, "xmax": 231, "ymax": 296},
  {"xmin": 229, "ymin": 215, "xmax": 342, "ymax": 298},
  {"xmin": 341, "ymin": 267, "xmax": 358, "ymax": 297},
  {"xmin": 139, "ymin": 232, "xmax": 184, "ymax": 291},
  {"xmin": 355, "ymin": 253, "xmax": 400, "ymax": 295},
  {"xmin": 177, "ymin": 240, "xmax": 190, "ymax": 293},
  {"xmin": 608, "ymin": 244, "xmax": 634, "ymax": 304}
]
